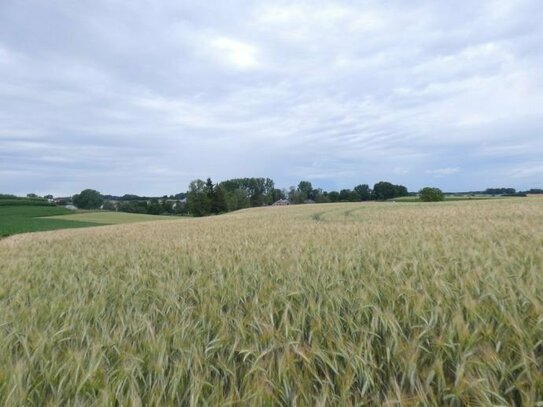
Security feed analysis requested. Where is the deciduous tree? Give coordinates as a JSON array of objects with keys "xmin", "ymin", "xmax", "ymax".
[
  {"xmin": 419, "ymin": 187, "xmax": 444, "ymax": 202},
  {"xmin": 72, "ymin": 189, "xmax": 103, "ymax": 209}
]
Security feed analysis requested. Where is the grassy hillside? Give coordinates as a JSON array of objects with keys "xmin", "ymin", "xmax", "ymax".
[{"xmin": 1, "ymin": 199, "xmax": 542, "ymax": 405}]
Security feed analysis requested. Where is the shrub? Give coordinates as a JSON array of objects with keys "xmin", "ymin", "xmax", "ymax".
[{"xmin": 419, "ymin": 187, "xmax": 444, "ymax": 202}]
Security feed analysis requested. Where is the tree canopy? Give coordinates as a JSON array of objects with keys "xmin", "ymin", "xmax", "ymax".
[
  {"xmin": 419, "ymin": 187, "xmax": 444, "ymax": 202},
  {"xmin": 484, "ymin": 188, "xmax": 516, "ymax": 195},
  {"xmin": 72, "ymin": 189, "xmax": 103, "ymax": 209},
  {"xmin": 187, "ymin": 179, "xmax": 212, "ymax": 217},
  {"xmin": 372, "ymin": 181, "xmax": 408, "ymax": 200}
]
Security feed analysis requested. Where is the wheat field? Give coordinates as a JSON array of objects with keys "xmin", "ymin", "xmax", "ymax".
[{"xmin": 1, "ymin": 199, "xmax": 542, "ymax": 406}]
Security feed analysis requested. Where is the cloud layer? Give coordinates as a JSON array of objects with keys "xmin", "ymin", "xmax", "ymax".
[{"xmin": 1, "ymin": 0, "xmax": 542, "ymax": 195}]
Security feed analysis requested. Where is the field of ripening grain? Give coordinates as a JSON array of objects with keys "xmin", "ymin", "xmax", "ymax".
[{"xmin": 1, "ymin": 198, "xmax": 542, "ymax": 406}]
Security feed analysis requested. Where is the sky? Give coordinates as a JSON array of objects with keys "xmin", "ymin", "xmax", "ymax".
[{"xmin": 1, "ymin": 0, "xmax": 542, "ymax": 196}]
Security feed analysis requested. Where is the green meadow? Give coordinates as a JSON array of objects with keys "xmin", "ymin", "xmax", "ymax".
[
  {"xmin": 0, "ymin": 205, "xmax": 174, "ymax": 237},
  {"xmin": 0, "ymin": 206, "xmax": 99, "ymax": 237}
]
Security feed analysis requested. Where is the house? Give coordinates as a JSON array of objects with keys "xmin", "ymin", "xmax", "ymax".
[
  {"xmin": 303, "ymin": 199, "xmax": 315, "ymax": 204},
  {"xmin": 53, "ymin": 197, "xmax": 71, "ymax": 205},
  {"xmin": 272, "ymin": 199, "xmax": 290, "ymax": 206}
]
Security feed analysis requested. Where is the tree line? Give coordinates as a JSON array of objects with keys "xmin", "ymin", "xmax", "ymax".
[
  {"xmin": 186, "ymin": 178, "xmax": 409, "ymax": 217},
  {"xmin": 28, "ymin": 181, "xmax": 539, "ymax": 216},
  {"xmin": 186, "ymin": 178, "xmax": 279, "ymax": 216},
  {"xmin": 72, "ymin": 189, "xmax": 187, "ymax": 215}
]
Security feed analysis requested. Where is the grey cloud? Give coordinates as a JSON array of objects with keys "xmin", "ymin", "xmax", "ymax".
[{"xmin": 1, "ymin": 0, "xmax": 542, "ymax": 196}]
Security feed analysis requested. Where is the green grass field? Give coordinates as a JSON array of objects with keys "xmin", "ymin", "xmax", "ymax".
[
  {"xmin": 0, "ymin": 206, "xmax": 99, "ymax": 237},
  {"xmin": 0, "ymin": 206, "xmax": 175, "ymax": 237},
  {"xmin": 1, "ymin": 198, "xmax": 542, "ymax": 405}
]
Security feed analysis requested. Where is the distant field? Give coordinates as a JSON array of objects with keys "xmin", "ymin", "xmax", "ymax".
[
  {"xmin": 0, "ymin": 205, "xmax": 99, "ymax": 237},
  {"xmin": 45, "ymin": 211, "xmax": 174, "ymax": 224},
  {"xmin": 1, "ymin": 198, "xmax": 542, "ymax": 405},
  {"xmin": 0, "ymin": 205, "xmax": 175, "ymax": 237}
]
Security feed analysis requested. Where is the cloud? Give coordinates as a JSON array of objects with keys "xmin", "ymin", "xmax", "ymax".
[
  {"xmin": 210, "ymin": 37, "xmax": 260, "ymax": 69},
  {"xmin": 509, "ymin": 162, "xmax": 543, "ymax": 179},
  {"xmin": 426, "ymin": 168, "xmax": 460, "ymax": 177},
  {"xmin": 0, "ymin": 0, "xmax": 542, "ymax": 195}
]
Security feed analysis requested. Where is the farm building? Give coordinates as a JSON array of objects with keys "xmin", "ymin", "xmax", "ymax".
[{"xmin": 272, "ymin": 199, "xmax": 290, "ymax": 206}]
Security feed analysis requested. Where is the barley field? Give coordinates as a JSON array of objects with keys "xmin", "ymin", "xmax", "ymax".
[
  {"xmin": 1, "ymin": 198, "xmax": 542, "ymax": 406},
  {"xmin": 44, "ymin": 211, "xmax": 174, "ymax": 225}
]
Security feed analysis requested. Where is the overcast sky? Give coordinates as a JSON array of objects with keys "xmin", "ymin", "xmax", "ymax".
[{"xmin": 1, "ymin": 0, "xmax": 542, "ymax": 196}]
